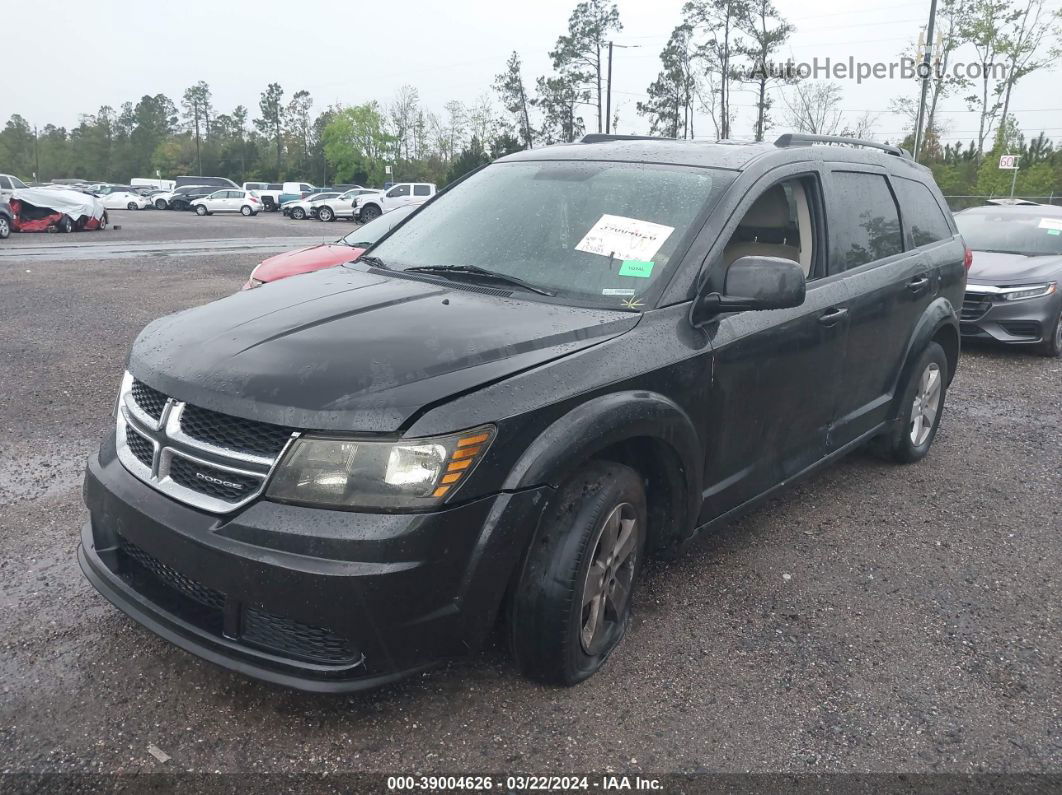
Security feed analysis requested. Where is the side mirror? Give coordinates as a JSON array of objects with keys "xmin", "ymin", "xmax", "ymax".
[{"xmin": 693, "ymin": 256, "xmax": 806, "ymax": 323}]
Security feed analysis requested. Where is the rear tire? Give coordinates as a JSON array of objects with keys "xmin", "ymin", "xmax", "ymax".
[
  {"xmin": 154, "ymin": 198, "xmax": 167, "ymax": 210},
  {"xmin": 1036, "ymin": 311, "xmax": 1062, "ymax": 357},
  {"xmin": 195, "ymin": 205, "xmax": 208, "ymax": 216},
  {"xmin": 874, "ymin": 341, "xmax": 948, "ymax": 464},
  {"xmin": 509, "ymin": 461, "xmax": 647, "ymax": 686},
  {"xmin": 241, "ymin": 205, "xmax": 252, "ymax": 216},
  {"xmin": 318, "ymin": 206, "xmax": 335, "ymax": 222},
  {"xmin": 98, "ymin": 212, "xmax": 108, "ymax": 230},
  {"xmin": 127, "ymin": 202, "xmax": 139, "ymax": 210},
  {"xmin": 0, "ymin": 215, "xmax": 9, "ymax": 239}
]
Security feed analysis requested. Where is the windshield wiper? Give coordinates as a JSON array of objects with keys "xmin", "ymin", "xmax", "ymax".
[
  {"xmin": 403, "ymin": 265, "xmax": 555, "ymax": 296},
  {"xmin": 358, "ymin": 255, "xmax": 391, "ymax": 269}
]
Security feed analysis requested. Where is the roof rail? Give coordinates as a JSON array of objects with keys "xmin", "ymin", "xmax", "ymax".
[
  {"xmin": 774, "ymin": 133, "xmax": 911, "ymax": 159},
  {"xmin": 579, "ymin": 134, "xmax": 674, "ymax": 144}
]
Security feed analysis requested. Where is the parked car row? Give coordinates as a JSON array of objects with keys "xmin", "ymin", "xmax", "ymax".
[{"xmin": 284, "ymin": 182, "xmax": 437, "ymax": 223}]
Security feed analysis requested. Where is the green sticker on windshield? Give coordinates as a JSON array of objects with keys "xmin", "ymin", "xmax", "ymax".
[
  {"xmin": 619, "ymin": 259, "xmax": 655, "ymax": 278},
  {"xmin": 1048, "ymin": 229, "xmax": 1061, "ymax": 236}
]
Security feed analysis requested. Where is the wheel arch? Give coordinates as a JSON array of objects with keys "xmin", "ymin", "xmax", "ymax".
[
  {"xmin": 502, "ymin": 391, "xmax": 703, "ymax": 553},
  {"xmin": 889, "ymin": 298, "xmax": 960, "ymax": 421}
]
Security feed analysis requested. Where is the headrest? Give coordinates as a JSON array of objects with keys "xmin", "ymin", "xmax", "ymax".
[{"xmin": 739, "ymin": 185, "xmax": 790, "ymax": 229}]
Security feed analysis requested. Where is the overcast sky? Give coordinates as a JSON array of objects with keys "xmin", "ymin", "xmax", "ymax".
[{"xmin": 4, "ymin": 0, "xmax": 1061, "ymax": 146}]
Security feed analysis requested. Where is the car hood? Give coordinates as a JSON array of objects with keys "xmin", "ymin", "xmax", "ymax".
[
  {"xmin": 129, "ymin": 266, "xmax": 639, "ymax": 432},
  {"xmin": 255, "ymin": 244, "xmax": 362, "ymax": 282},
  {"xmin": 967, "ymin": 250, "xmax": 1062, "ymax": 284}
]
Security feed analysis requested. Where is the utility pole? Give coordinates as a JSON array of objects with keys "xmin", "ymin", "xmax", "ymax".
[
  {"xmin": 605, "ymin": 42, "xmax": 614, "ymax": 134},
  {"xmin": 192, "ymin": 99, "xmax": 203, "ymax": 175},
  {"xmin": 33, "ymin": 126, "xmax": 40, "ymax": 182},
  {"xmin": 605, "ymin": 42, "xmax": 640, "ymax": 136},
  {"xmin": 912, "ymin": 0, "xmax": 939, "ymax": 161}
]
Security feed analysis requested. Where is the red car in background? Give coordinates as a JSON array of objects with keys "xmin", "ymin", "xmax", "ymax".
[{"xmin": 242, "ymin": 205, "xmax": 417, "ymax": 289}]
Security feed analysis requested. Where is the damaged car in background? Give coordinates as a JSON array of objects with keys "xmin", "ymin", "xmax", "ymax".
[{"xmin": 7, "ymin": 186, "xmax": 107, "ymax": 232}]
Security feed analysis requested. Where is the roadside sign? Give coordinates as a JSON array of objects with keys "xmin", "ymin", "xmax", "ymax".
[
  {"xmin": 385, "ymin": 165, "xmax": 393, "ymax": 175},
  {"xmin": 999, "ymin": 155, "xmax": 1019, "ymax": 170}
]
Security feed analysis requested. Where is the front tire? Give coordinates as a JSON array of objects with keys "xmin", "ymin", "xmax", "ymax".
[
  {"xmin": 291, "ymin": 207, "xmax": 306, "ymax": 220},
  {"xmin": 154, "ymin": 198, "xmax": 168, "ymax": 210},
  {"xmin": 195, "ymin": 205, "xmax": 208, "ymax": 216},
  {"xmin": 0, "ymin": 215, "xmax": 9, "ymax": 239},
  {"xmin": 509, "ymin": 461, "xmax": 647, "ymax": 686},
  {"xmin": 317, "ymin": 206, "xmax": 335, "ymax": 222},
  {"xmin": 875, "ymin": 341, "xmax": 949, "ymax": 464},
  {"xmin": 360, "ymin": 203, "xmax": 382, "ymax": 222},
  {"xmin": 127, "ymin": 202, "xmax": 139, "ymax": 210},
  {"xmin": 59, "ymin": 215, "xmax": 75, "ymax": 233},
  {"xmin": 1036, "ymin": 311, "xmax": 1062, "ymax": 357}
]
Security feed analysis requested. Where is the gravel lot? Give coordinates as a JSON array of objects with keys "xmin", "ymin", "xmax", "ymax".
[{"xmin": 0, "ymin": 215, "xmax": 1059, "ymax": 777}]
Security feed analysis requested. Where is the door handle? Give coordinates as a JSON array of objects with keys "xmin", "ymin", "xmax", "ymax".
[
  {"xmin": 817, "ymin": 307, "xmax": 848, "ymax": 326},
  {"xmin": 907, "ymin": 275, "xmax": 930, "ymax": 292}
]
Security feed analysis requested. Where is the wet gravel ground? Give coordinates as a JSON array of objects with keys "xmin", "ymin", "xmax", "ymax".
[
  {"xmin": 0, "ymin": 247, "xmax": 1059, "ymax": 777},
  {"xmin": 4, "ymin": 207, "xmax": 335, "ymax": 246}
]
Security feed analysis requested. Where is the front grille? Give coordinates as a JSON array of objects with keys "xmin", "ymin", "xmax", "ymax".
[
  {"xmin": 180, "ymin": 404, "xmax": 293, "ymax": 458},
  {"xmin": 961, "ymin": 292, "xmax": 994, "ymax": 321},
  {"xmin": 125, "ymin": 427, "xmax": 155, "ymax": 469},
  {"xmin": 116, "ymin": 536, "xmax": 359, "ymax": 666},
  {"xmin": 131, "ymin": 379, "xmax": 168, "ymax": 420},
  {"xmin": 243, "ymin": 607, "xmax": 357, "ymax": 664},
  {"xmin": 119, "ymin": 536, "xmax": 224, "ymax": 609},
  {"xmin": 168, "ymin": 456, "xmax": 261, "ymax": 503}
]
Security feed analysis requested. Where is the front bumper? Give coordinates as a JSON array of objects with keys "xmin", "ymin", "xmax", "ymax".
[
  {"xmin": 960, "ymin": 287, "xmax": 1060, "ymax": 345},
  {"xmin": 80, "ymin": 434, "xmax": 548, "ymax": 692}
]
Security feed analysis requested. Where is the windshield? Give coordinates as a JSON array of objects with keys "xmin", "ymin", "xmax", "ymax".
[
  {"xmin": 341, "ymin": 205, "xmax": 416, "ymax": 247},
  {"xmin": 365, "ymin": 161, "xmax": 720, "ymax": 306},
  {"xmin": 956, "ymin": 211, "xmax": 1062, "ymax": 257}
]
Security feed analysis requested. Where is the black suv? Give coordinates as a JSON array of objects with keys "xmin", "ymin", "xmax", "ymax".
[{"xmin": 80, "ymin": 134, "xmax": 967, "ymax": 691}]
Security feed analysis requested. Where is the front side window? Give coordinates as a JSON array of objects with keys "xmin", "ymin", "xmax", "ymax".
[
  {"xmin": 9, "ymin": 175, "xmax": 27, "ymax": 189},
  {"xmin": 387, "ymin": 184, "xmax": 411, "ymax": 198},
  {"xmin": 893, "ymin": 178, "xmax": 953, "ymax": 247},
  {"xmin": 365, "ymin": 160, "xmax": 721, "ymax": 306},
  {"xmin": 830, "ymin": 172, "xmax": 903, "ymax": 270}
]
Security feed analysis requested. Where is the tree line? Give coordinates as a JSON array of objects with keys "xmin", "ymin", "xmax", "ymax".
[{"xmin": 0, "ymin": 0, "xmax": 1060, "ymax": 197}]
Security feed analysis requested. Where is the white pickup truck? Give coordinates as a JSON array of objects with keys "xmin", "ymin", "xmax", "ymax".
[{"xmin": 353, "ymin": 183, "xmax": 436, "ymax": 222}]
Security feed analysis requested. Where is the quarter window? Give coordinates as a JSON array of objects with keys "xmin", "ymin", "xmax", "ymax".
[
  {"xmin": 831, "ymin": 172, "xmax": 903, "ymax": 270},
  {"xmin": 893, "ymin": 178, "xmax": 954, "ymax": 247}
]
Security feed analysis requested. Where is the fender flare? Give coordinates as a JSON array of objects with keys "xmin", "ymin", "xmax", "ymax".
[
  {"xmin": 502, "ymin": 391, "xmax": 703, "ymax": 546},
  {"xmin": 889, "ymin": 297, "xmax": 960, "ymax": 420}
]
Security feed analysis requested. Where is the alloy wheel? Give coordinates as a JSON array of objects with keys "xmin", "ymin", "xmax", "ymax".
[
  {"xmin": 909, "ymin": 362, "xmax": 942, "ymax": 446},
  {"xmin": 580, "ymin": 502, "xmax": 639, "ymax": 655}
]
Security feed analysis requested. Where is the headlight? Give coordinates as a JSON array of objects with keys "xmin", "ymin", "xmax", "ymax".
[
  {"xmin": 1001, "ymin": 282, "xmax": 1056, "ymax": 301},
  {"xmin": 266, "ymin": 426, "xmax": 493, "ymax": 510}
]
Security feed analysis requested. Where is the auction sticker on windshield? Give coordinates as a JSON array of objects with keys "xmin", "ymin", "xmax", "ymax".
[
  {"xmin": 1038, "ymin": 218, "xmax": 1062, "ymax": 231},
  {"xmin": 576, "ymin": 214, "xmax": 674, "ymax": 262}
]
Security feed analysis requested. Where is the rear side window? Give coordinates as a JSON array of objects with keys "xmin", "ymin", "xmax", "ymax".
[
  {"xmin": 831, "ymin": 172, "xmax": 903, "ymax": 270},
  {"xmin": 0, "ymin": 177, "xmax": 11, "ymax": 189},
  {"xmin": 414, "ymin": 184, "xmax": 431, "ymax": 196},
  {"xmin": 893, "ymin": 178, "xmax": 954, "ymax": 247}
]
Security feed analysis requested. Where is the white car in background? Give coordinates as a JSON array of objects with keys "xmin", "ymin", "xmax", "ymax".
[
  {"xmin": 191, "ymin": 189, "xmax": 263, "ymax": 216},
  {"xmin": 353, "ymin": 182, "xmax": 436, "ymax": 221},
  {"xmin": 282, "ymin": 191, "xmax": 342, "ymax": 220},
  {"xmin": 97, "ymin": 186, "xmax": 153, "ymax": 210},
  {"xmin": 315, "ymin": 188, "xmax": 382, "ymax": 222}
]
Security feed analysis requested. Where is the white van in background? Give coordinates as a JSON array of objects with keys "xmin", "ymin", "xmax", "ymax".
[{"xmin": 131, "ymin": 178, "xmax": 176, "ymax": 192}]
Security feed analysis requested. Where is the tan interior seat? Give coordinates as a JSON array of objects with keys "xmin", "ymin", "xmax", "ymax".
[{"xmin": 723, "ymin": 185, "xmax": 801, "ymax": 267}]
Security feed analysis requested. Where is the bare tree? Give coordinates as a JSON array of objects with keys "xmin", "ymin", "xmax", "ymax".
[
  {"xmin": 782, "ymin": 81, "xmax": 845, "ymax": 135},
  {"xmin": 736, "ymin": 0, "xmax": 796, "ymax": 141},
  {"xmin": 684, "ymin": 0, "xmax": 749, "ymax": 139},
  {"xmin": 996, "ymin": 0, "xmax": 1062, "ymax": 138}
]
